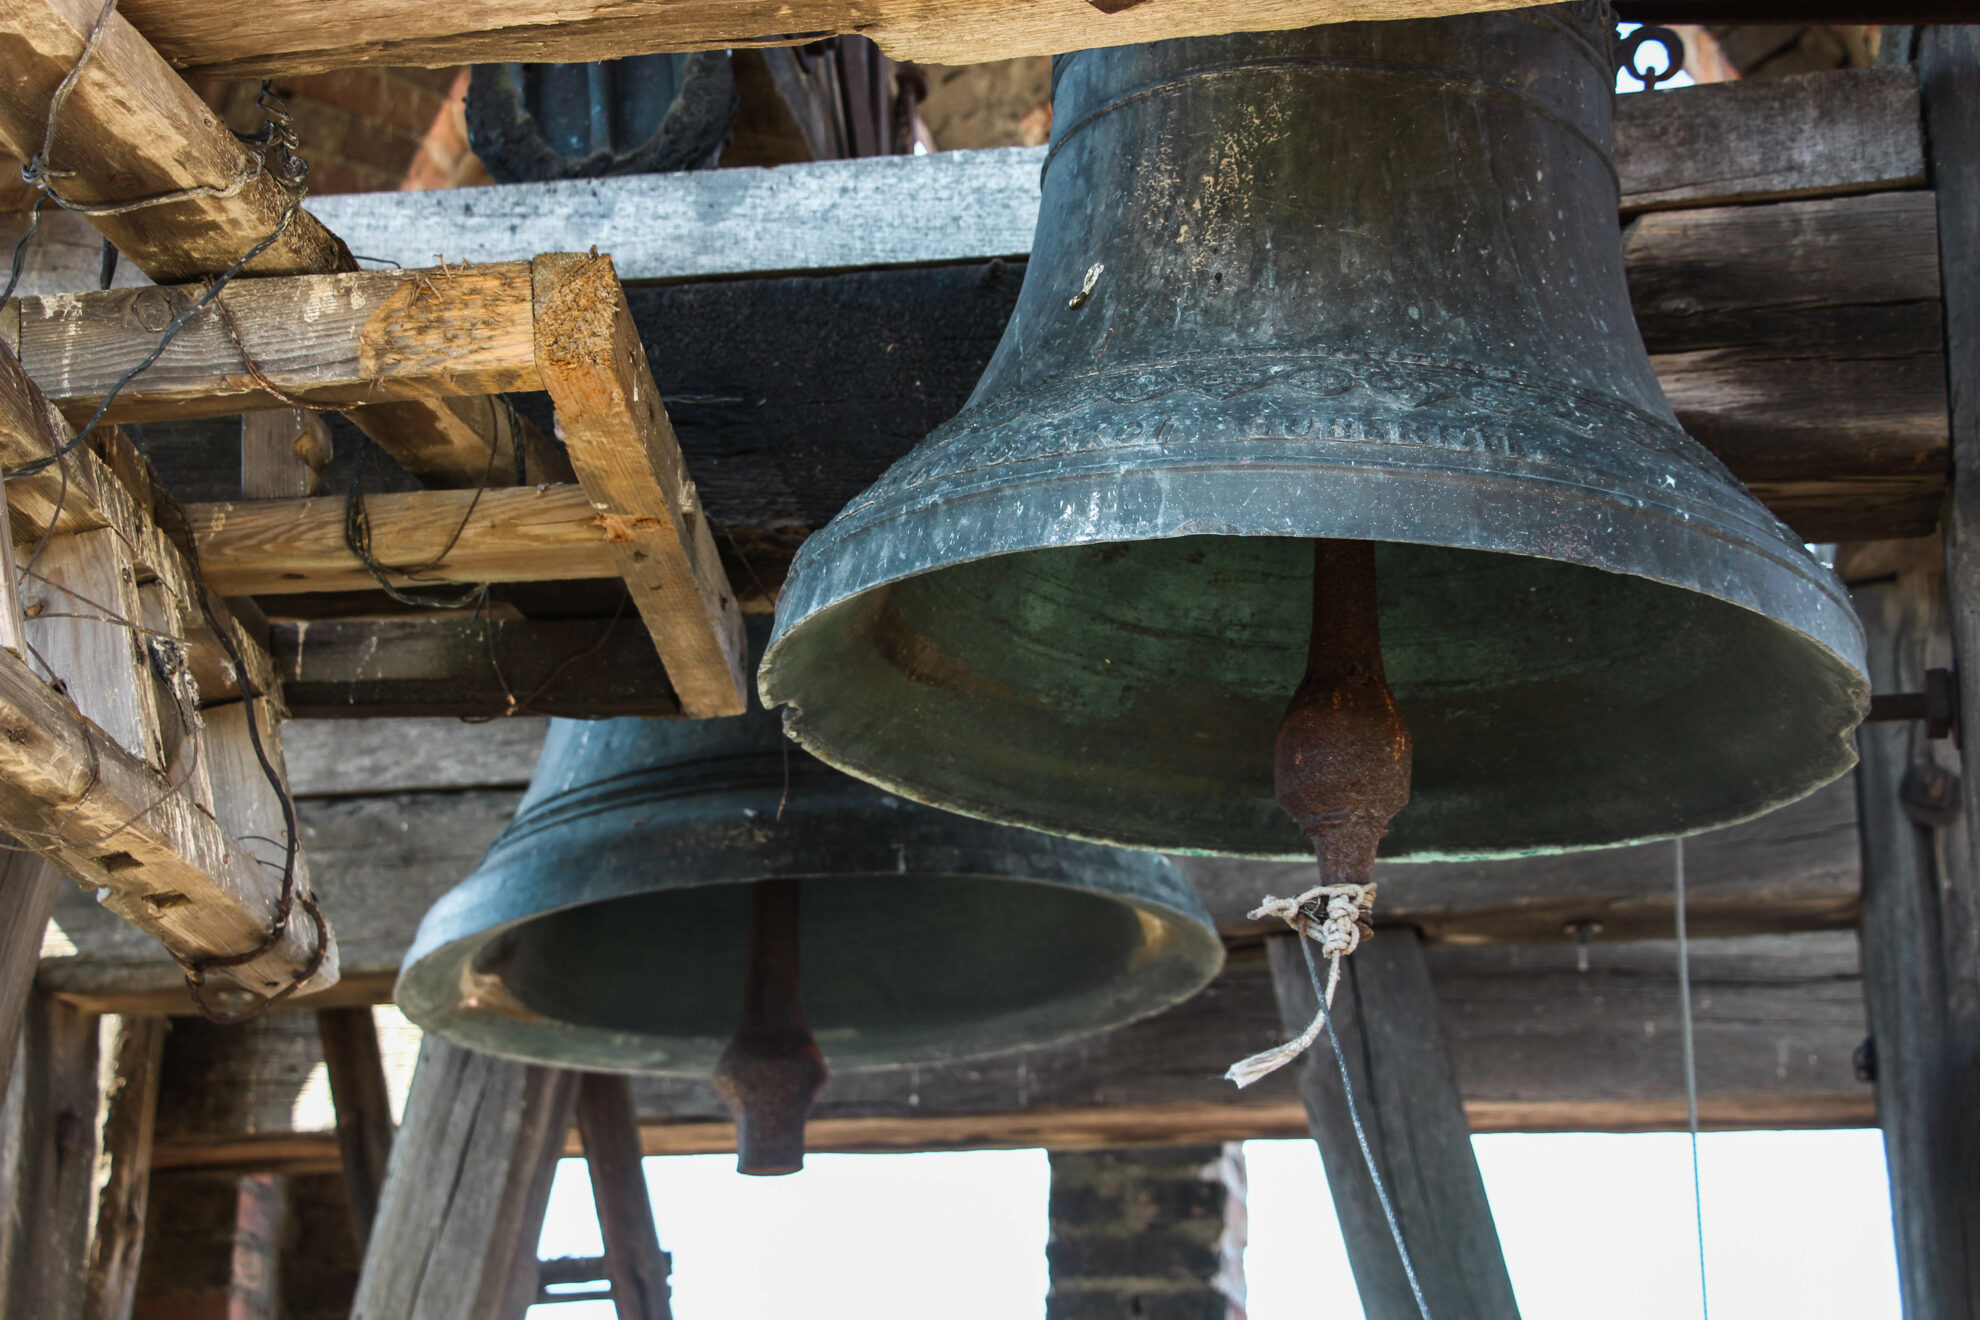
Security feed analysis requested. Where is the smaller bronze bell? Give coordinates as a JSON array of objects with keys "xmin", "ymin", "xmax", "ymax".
[{"xmin": 398, "ymin": 634, "xmax": 1224, "ymax": 1172}]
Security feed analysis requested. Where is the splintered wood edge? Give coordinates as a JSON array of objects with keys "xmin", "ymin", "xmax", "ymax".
[{"xmin": 530, "ymin": 252, "xmax": 747, "ymax": 717}]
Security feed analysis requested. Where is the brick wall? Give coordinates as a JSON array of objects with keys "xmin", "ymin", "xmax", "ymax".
[{"xmin": 1047, "ymin": 1145, "xmax": 1248, "ymax": 1320}]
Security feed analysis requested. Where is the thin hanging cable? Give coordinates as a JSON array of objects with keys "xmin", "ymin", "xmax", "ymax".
[
  {"xmin": 1300, "ymin": 935, "xmax": 1434, "ymax": 1320},
  {"xmin": 1674, "ymin": 837, "xmax": 1709, "ymax": 1320}
]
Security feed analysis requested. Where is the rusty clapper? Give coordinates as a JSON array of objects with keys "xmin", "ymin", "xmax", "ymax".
[
  {"xmin": 396, "ymin": 625, "xmax": 1223, "ymax": 1174},
  {"xmin": 762, "ymin": 4, "xmax": 1868, "ymax": 862}
]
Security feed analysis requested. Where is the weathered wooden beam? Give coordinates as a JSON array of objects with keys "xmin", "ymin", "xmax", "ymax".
[
  {"xmin": 316, "ymin": 1006, "xmax": 394, "ymax": 1251},
  {"xmin": 111, "ymin": 0, "xmax": 1560, "ymax": 79},
  {"xmin": 0, "ymin": 0, "xmax": 539, "ymax": 491},
  {"xmin": 183, "ymin": 484, "xmax": 619, "ymax": 596},
  {"xmin": 241, "ymin": 410, "xmax": 330, "ymax": 500},
  {"xmin": 1269, "ymin": 930, "xmax": 1518, "ymax": 1320},
  {"xmin": 574, "ymin": 1073, "xmax": 671, "ymax": 1320},
  {"xmin": 0, "ymin": 343, "xmax": 336, "ymax": 1001},
  {"xmin": 144, "ymin": 933, "xmax": 1872, "ymax": 1173},
  {"xmin": 311, "ymin": 70, "xmax": 1926, "ymax": 283},
  {"xmin": 1630, "ymin": 190, "xmax": 1947, "ymax": 542},
  {"xmin": 0, "ymin": 0, "xmax": 350, "ymax": 282},
  {"xmin": 1615, "ymin": 66, "xmax": 1925, "ymax": 212},
  {"xmin": 351, "ymin": 1038, "xmax": 576, "ymax": 1320},
  {"xmin": 80, "ymin": 1014, "xmax": 166, "ymax": 1320},
  {"xmin": 531, "ymin": 253, "xmax": 746, "ymax": 718},
  {"xmin": 9, "ymin": 264, "xmax": 542, "ymax": 424}
]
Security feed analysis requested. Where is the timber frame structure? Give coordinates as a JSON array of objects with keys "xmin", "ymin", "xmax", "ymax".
[{"xmin": 0, "ymin": 4, "xmax": 1977, "ymax": 1320}]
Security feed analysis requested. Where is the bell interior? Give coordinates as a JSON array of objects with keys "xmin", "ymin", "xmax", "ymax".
[
  {"xmin": 776, "ymin": 537, "xmax": 1866, "ymax": 859},
  {"xmin": 469, "ymin": 872, "xmax": 1186, "ymax": 1071}
]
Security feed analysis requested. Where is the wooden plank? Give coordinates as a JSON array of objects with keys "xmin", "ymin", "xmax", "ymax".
[
  {"xmin": 574, "ymin": 1073, "xmax": 671, "ymax": 1320},
  {"xmin": 15, "ymin": 264, "xmax": 541, "ymax": 424},
  {"xmin": 0, "ymin": 0, "xmax": 351, "ymax": 282},
  {"xmin": 144, "ymin": 932, "xmax": 1875, "ymax": 1171},
  {"xmin": 111, "ymin": 0, "xmax": 1556, "ymax": 79},
  {"xmin": 350, "ymin": 1037, "xmax": 576, "ymax": 1320},
  {"xmin": 80, "ymin": 1014, "xmax": 166, "ymax": 1320},
  {"xmin": 1614, "ymin": 66, "xmax": 1926, "ymax": 212},
  {"xmin": 316, "ymin": 1006, "xmax": 394, "ymax": 1249},
  {"xmin": 311, "ymin": 69, "xmax": 1925, "ymax": 283},
  {"xmin": 271, "ymin": 617, "xmax": 679, "ymax": 722},
  {"xmin": 1629, "ymin": 191, "xmax": 1947, "ymax": 541},
  {"xmin": 530, "ymin": 253, "xmax": 745, "ymax": 718},
  {"xmin": 1268, "ymin": 930, "xmax": 1518, "ymax": 1319},
  {"xmin": 1892, "ymin": 26, "xmax": 1980, "ymax": 1317},
  {"xmin": 183, "ymin": 483, "xmax": 620, "ymax": 596},
  {"xmin": 281, "ymin": 717, "xmax": 547, "ymax": 796}
]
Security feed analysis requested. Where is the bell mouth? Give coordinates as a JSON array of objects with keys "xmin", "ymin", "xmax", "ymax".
[
  {"xmin": 398, "ymin": 870, "xmax": 1219, "ymax": 1074},
  {"xmin": 765, "ymin": 530, "xmax": 1867, "ymax": 861}
]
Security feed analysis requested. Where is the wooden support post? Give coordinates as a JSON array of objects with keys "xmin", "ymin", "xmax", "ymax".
[
  {"xmin": 1872, "ymin": 23, "xmax": 1980, "ymax": 1317},
  {"xmin": 0, "ymin": 992, "xmax": 102, "ymax": 1320},
  {"xmin": 350, "ymin": 1038, "xmax": 577, "ymax": 1320},
  {"xmin": 1267, "ymin": 930, "xmax": 1520, "ymax": 1320},
  {"xmin": 531, "ymin": 252, "xmax": 747, "ymax": 718},
  {"xmin": 0, "ymin": 849, "xmax": 64, "ymax": 1101},
  {"xmin": 81, "ymin": 1015, "xmax": 166, "ymax": 1320},
  {"xmin": 315, "ymin": 1006, "xmax": 394, "ymax": 1251},
  {"xmin": 575, "ymin": 1073, "xmax": 672, "ymax": 1320}
]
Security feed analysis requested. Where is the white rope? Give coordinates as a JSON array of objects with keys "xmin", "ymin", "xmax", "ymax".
[{"xmin": 1224, "ymin": 882, "xmax": 1375, "ymax": 1088}]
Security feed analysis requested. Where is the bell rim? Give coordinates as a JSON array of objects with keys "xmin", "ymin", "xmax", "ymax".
[
  {"xmin": 762, "ymin": 427, "xmax": 1868, "ymax": 860},
  {"xmin": 395, "ymin": 784, "xmax": 1228, "ymax": 1075}
]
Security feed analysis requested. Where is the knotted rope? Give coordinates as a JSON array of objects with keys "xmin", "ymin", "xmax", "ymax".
[{"xmin": 1224, "ymin": 881, "xmax": 1376, "ymax": 1088}]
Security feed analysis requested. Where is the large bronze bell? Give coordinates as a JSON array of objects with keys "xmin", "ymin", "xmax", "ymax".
[
  {"xmin": 396, "ymin": 640, "xmax": 1224, "ymax": 1171},
  {"xmin": 763, "ymin": 5, "xmax": 1868, "ymax": 861}
]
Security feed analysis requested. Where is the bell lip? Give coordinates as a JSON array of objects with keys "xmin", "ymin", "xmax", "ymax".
[
  {"xmin": 395, "ymin": 796, "xmax": 1228, "ymax": 1075},
  {"xmin": 760, "ymin": 433, "xmax": 1869, "ymax": 861}
]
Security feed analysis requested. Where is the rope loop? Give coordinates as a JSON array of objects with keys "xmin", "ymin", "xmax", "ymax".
[{"xmin": 1224, "ymin": 882, "xmax": 1377, "ymax": 1089}]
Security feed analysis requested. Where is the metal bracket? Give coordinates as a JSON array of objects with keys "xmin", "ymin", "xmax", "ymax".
[
  {"xmin": 1866, "ymin": 667, "xmax": 1959, "ymax": 742},
  {"xmin": 1618, "ymin": 25, "xmax": 1687, "ymax": 91}
]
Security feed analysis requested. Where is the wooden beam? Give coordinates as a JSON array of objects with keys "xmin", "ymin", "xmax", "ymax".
[
  {"xmin": 109, "ymin": 0, "xmax": 1557, "ymax": 78},
  {"xmin": 183, "ymin": 484, "xmax": 619, "ymax": 596},
  {"xmin": 1630, "ymin": 190, "xmax": 1947, "ymax": 542},
  {"xmin": 311, "ymin": 69, "xmax": 1925, "ymax": 282},
  {"xmin": 0, "ymin": 344, "xmax": 336, "ymax": 1001},
  {"xmin": 1614, "ymin": 66, "xmax": 1925, "ymax": 212},
  {"xmin": 10, "ymin": 264, "xmax": 542, "ymax": 424},
  {"xmin": 0, "ymin": 0, "xmax": 350, "ymax": 281},
  {"xmin": 316, "ymin": 1006, "xmax": 394, "ymax": 1251},
  {"xmin": 80, "ymin": 1014, "xmax": 166, "ymax": 1320},
  {"xmin": 145, "ymin": 932, "xmax": 1873, "ymax": 1172},
  {"xmin": 351, "ymin": 1038, "xmax": 576, "ymax": 1320},
  {"xmin": 1269, "ymin": 930, "xmax": 1518, "ymax": 1319},
  {"xmin": 270, "ymin": 617, "xmax": 679, "ymax": 721},
  {"xmin": 531, "ymin": 253, "xmax": 746, "ymax": 718},
  {"xmin": 574, "ymin": 1073, "xmax": 671, "ymax": 1320},
  {"xmin": 0, "ymin": 0, "xmax": 538, "ymax": 491}
]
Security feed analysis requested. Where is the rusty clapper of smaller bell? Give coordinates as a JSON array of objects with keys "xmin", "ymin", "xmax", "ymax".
[
  {"xmin": 761, "ymin": 3, "xmax": 1869, "ymax": 860},
  {"xmin": 396, "ymin": 626, "xmax": 1224, "ymax": 1171}
]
